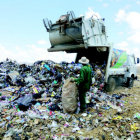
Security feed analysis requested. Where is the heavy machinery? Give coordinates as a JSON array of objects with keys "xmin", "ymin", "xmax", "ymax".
[{"xmin": 43, "ymin": 11, "xmax": 139, "ymax": 91}]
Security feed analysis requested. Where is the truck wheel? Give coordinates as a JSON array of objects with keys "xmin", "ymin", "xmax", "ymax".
[
  {"xmin": 105, "ymin": 77, "xmax": 116, "ymax": 92},
  {"xmin": 126, "ymin": 78, "xmax": 134, "ymax": 88}
]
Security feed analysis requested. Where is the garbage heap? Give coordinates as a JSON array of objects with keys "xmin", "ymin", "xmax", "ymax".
[{"xmin": 0, "ymin": 60, "xmax": 139, "ymax": 140}]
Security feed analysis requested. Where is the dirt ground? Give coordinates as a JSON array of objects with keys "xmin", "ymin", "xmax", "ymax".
[{"xmin": 78, "ymin": 75, "xmax": 140, "ymax": 139}]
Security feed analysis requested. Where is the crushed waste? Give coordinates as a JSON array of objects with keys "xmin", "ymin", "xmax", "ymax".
[{"xmin": 0, "ymin": 59, "xmax": 140, "ymax": 140}]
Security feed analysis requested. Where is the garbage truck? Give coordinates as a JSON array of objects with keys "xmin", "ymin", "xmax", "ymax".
[{"xmin": 43, "ymin": 11, "xmax": 140, "ymax": 91}]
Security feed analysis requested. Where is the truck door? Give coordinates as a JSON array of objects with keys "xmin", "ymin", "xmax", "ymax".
[{"xmin": 128, "ymin": 55, "xmax": 137, "ymax": 78}]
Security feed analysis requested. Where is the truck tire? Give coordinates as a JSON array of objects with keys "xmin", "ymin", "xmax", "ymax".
[
  {"xmin": 126, "ymin": 78, "xmax": 134, "ymax": 88},
  {"xmin": 105, "ymin": 77, "xmax": 116, "ymax": 92}
]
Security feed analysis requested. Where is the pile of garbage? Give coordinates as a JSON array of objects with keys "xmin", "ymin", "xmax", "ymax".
[{"xmin": 0, "ymin": 59, "xmax": 139, "ymax": 139}]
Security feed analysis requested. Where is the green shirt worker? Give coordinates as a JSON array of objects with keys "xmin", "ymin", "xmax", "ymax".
[{"xmin": 71, "ymin": 57, "xmax": 92, "ymax": 112}]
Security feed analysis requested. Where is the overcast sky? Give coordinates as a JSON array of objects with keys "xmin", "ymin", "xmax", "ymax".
[{"xmin": 0, "ymin": 0, "xmax": 140, "ymax": 63}]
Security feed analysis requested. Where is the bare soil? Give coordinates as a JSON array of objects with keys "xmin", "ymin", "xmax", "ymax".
[{"xmin": 80, "ymin": 76, "xmax": 140, "ymax": 139}]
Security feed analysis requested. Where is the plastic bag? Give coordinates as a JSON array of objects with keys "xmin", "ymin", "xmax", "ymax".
[
  {"xmin": 15, "ymin": 94, "xmax": 33, "ymax": 111},
  {"xmin": 25, "ymin": 76, "xmax": 36, "ymax": 84},
  {"xmin": 8, "ymin": 71, "xmax": 19, "ymax": 81},
  {"xmin": 62, "ymin": 78, "xmax": 78, "ymax": 113}
]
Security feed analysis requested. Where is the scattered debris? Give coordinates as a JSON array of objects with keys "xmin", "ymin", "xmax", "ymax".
[{"xmin": 0, "ymin": 59, "xmax": 139, "ymax": 139}]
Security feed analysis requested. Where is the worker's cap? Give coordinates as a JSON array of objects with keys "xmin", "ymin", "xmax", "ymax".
[{"xmin": 79, "ymin": 56, "xmax": 89, "ymax": 64}]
